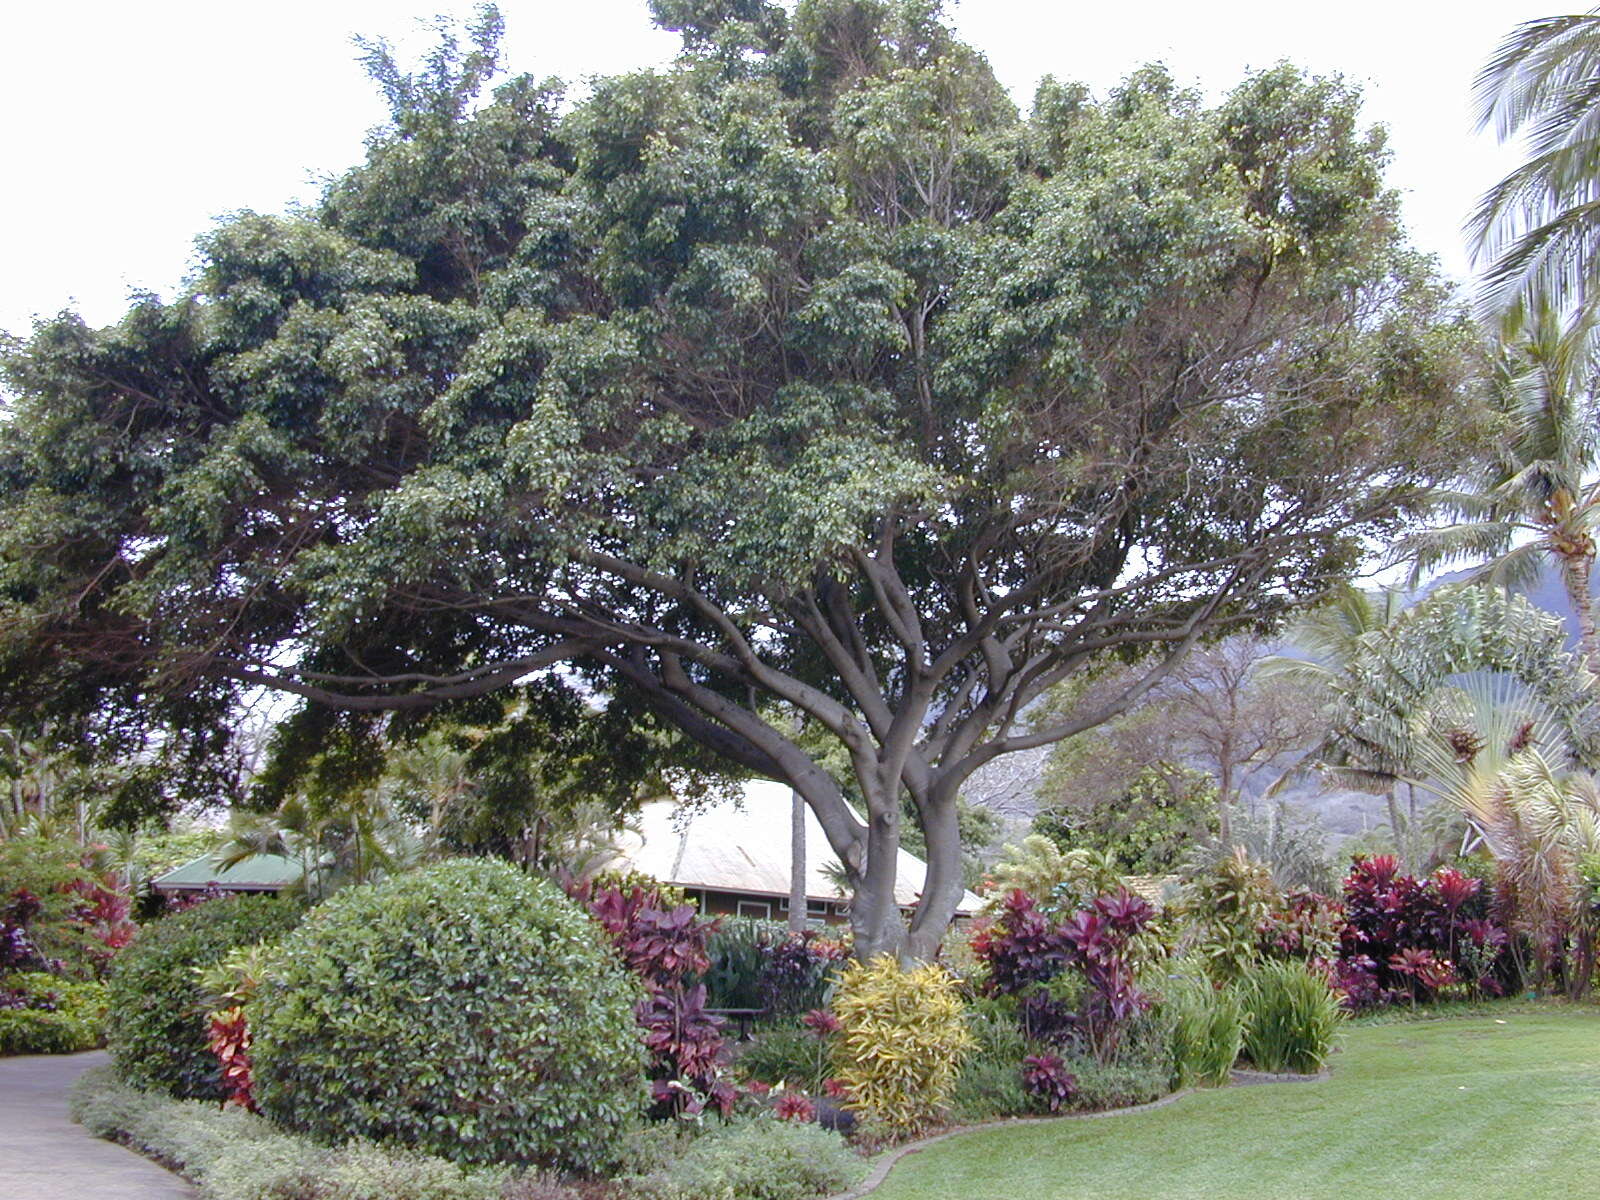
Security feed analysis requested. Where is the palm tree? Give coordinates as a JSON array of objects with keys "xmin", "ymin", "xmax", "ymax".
[
  {"xmin": 1260, "ymin": 584, "xmax": 1417, "ymax": 863},
  {"xmin": 1411, "ymin": 679, "xmax": 1600, "ymax": 995},
  {"xmin": 1472, "ymin": 12, "xmax": 1600, "ymax": 315},
  {"xmin": 1400, "ymin": 300, "xmax": 1600, "ymax": 679}
]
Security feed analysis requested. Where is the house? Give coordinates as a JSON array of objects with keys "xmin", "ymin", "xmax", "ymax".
[
  {"xmin": 610, "ymin": 778, "xmax": 983, "ymax": 924},
  {"xmin": 150, "ymin": 852, "xmax": 304, "ymax": 897}
]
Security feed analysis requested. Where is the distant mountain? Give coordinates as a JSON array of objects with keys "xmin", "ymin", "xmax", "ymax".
[{"xmin": 965, "ymin": 559, "xmax": 1592, "ymax": 853}]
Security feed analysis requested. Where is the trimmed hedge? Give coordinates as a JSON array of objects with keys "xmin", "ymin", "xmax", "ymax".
[
  {"xmin": 70, "ymin": 1064, "xmax": 506, "ymax": 1200},
  {"xmin": 621, "ymin": 1116, "xmax": 866, "ymax": 1200},
  {"xmin": 105, "ymin": 894, "xmax": 301, "ymax": 1099},
  {"xmin": 251, "ymin": 859, "xmax": 647, "ymax": 1173}
]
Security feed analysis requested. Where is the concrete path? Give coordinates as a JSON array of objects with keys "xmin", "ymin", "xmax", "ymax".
[{"xmin": 0, "ymin": 1050, "xmax": 194, "ymax": 1200}]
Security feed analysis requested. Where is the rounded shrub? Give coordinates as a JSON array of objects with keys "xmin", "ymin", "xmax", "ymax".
[
  {"xmin": 105, "ymin": 894, "xmax": 301, "ymax": 1099},
  {"xmin": 250, "ymin": 858, "xmax": 647, "ymax": 1172}
]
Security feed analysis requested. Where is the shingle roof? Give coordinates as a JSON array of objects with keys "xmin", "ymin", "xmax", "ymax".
[{"xmin": 612, "ymin": 779, "xmax": 982, "ymax": 915}]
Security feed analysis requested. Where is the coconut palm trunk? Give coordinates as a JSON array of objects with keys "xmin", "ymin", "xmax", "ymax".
[{"xmin": 1558, "ymin": 543, "xmax": 1600, "ymax": 681}]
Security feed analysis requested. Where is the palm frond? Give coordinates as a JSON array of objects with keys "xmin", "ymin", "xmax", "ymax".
[{"xmin": 1474, "ymin": 14, "xmax": 1600, "ymax": 140}]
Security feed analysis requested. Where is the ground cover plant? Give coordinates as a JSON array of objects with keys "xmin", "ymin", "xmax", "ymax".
[
  {"xmin": 867, "ymin": 1008, "xmax": 1600, "ymax": 1200},
  {"xmin": 618, "ymin": 1116, "xmax": 866, "ymax": 1200},
  {"xmin": 251, "ymin": 859, "xmax": 646, "ymax": 1172},
  {"xmin": 70, "ymin": 1064, "xmax": 509, "ymax": 1200}
]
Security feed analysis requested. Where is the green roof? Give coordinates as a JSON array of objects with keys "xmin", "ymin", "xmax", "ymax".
[{"xmin": 152, "ymin": 852, "xmax": 303, "ymax": 892}]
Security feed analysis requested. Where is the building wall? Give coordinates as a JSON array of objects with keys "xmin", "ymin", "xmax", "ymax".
[{"xmin": 681, "ymin": 887, "xmax": 852, "ymax": 926}]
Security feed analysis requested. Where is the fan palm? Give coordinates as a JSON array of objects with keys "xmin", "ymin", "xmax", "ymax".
[
  {"xmin": 1260, "ymin": 584, "xmax": 1416, "ymax": 861},
  {"xmin": 1472, "ymin": 11, "xmax": 1600, "ymax": 315},
  {"xmin": 1399, "ymin": 300, "xmax": 1600, "ymax": 679}
]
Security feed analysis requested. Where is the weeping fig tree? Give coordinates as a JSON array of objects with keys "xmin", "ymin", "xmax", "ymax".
[{"xmin": 0, "ymin": 0, "xmax": 1484, "ymax": 959}]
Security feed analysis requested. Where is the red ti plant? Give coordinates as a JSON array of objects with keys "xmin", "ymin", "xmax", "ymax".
[
  {"xmin": 573, "ymin": 880, "xmax": 733, "ymax": 1119},
  {"xmin": 760, "ymin": 931, "xmax": 849, "ymax": 1015},
  {"xmin": 801, "ymin": 1007, "xmax": 841, "ymax": 1036},
  {"xmin": 1387, "ymin": 949, "xmax": 1455, "ymax": 1006},
  {"xmin": 69, "ymin": 875, "xmax": 137, "ymax": 958},
  {"xmin": 1338, "ymin": 856, "xmax": 1448, "ymax": 1007},
  {"xmin": 205, "ymin": 1007, "xmax": 256, "ymax": 1111},
  {"xmin": 1337, "ymin": 856, "xmax": 1508, "ymax": 1008},
  {"xmin": 1059, "ymin": 890, "xmax": 1154, "ymax": 1061},
  {"xmin": 773, "ymin": 1090, "xmax": 817, "ymax": 1122},
  {"xmin": 1020, "ymin": 1053, "xmax": 1077, "ymax": 1112},
  {"xmin": 970, "ymin": 890, "xmax": 1073, "ymax": 995},
  {"xmin": 1432, "ymin": 867, "xmax": 1479, "ymax": 967},
  {"xmin": 973, "ymin": 887, "xmax": 1153, "ymax": 1061}
]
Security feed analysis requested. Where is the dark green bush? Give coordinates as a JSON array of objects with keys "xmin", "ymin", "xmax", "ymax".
[
  {"xmin": 105, "ymin": 894, "xmax": 301, "ymax": 1099},
  {"xmin": 700, "ymin": 918, "xmax": 781, "ymax": 1010},
  {"xmin": 251, "ymin": 859, "xmax": 646, "ymax": 1173},
  {"xmin": 620, "ymin": 1116, "xmax": 866, "ymax": 1200},
  {"xmin": 951, "ymin": 1054, "xmax": 1032, "ymax": 1122},
  {"xmin": 70, "ymin": 1064, "xmax": 508, "ymax": 1200},
  {"xmin": 0, "ymin": 973, "xmax": 107, "ymax": 1055},
  {"xmin": 1063, "ymin": 1010, "xmax": 1174, "ymax": 1112},
  {"xmin": 950, "ymin": 1004, "xmax": 1032, "ymax": 1121}
]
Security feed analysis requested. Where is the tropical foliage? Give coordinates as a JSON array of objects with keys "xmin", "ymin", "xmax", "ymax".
[
  {"xmin": 830, "ymin": 956, "xmax": 973, "ymax": 1137},
  {"xmin": 104, "ymin": 894, "xmax": 300, "ymax": 1099},
  {"xmin": 1472, "ymin": 13, "xmax": 1600, "ymax": 315},
  {"xmin": 0, "ymin": 0, "xmax": 1479, "ymax": 960},
  {"xmin": 570, "ymin": 876, "xmax": 737, "ymax": 1119}
]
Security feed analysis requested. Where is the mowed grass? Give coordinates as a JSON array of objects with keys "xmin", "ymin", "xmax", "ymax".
[{"xmin": 869, "ymin": 1009, "xmax": 1600, "ymax": 1200}]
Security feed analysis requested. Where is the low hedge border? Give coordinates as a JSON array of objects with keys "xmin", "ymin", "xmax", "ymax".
[
  {"xmin": 69, "ymin": 1064, "xmax": 510, "ymax": 1200},
  {"xmin": 73, "ymin": 1063, "xmax": 868, "ymax": 1200}
]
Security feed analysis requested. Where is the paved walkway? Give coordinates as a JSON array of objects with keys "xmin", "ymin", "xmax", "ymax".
[{"xmin": 0, "ymin": 1050, "xmax": 194, "ymax": 1200}]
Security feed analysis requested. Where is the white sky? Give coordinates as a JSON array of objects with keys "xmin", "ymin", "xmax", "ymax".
[{"xmin": 0, "ymin": 1, "xmax": 1558, "ymax": 338}]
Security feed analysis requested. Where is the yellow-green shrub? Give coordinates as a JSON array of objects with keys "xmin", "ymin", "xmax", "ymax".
[{"xmin": 830, "ymin": 957, "xmax": 973, "ymax": 1137}]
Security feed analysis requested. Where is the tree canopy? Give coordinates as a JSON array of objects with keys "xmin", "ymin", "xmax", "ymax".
[{"xmin": 0, "ymin": 0, "xmax": 1482, "ymax": 957}]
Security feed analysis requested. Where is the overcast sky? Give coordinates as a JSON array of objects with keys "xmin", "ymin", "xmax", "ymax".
[{"xmin": 0, "ymin": 1, "xmax": 1559, "ymax": 338}]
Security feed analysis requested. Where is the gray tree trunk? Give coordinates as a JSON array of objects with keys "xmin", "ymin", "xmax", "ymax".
[
  {"xmin": 1385, "ymin": 787, "xmax": 1405, "ymax": 871},
  {"xmin": 788, "ymin": 786, "xmax": 807, "ymax": 934},
  {"xmin": 1217, "ymin": 755, "xmax": 1234, "ymax": 846},
  {"xmin": 905, "ymin": 786, "xmax": 966, "ymax": 963}
]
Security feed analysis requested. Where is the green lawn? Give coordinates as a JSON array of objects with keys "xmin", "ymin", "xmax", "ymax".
[{"xmin": 870, "ymin": 1009, "xmax": 1600, "ymax": 1200}]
